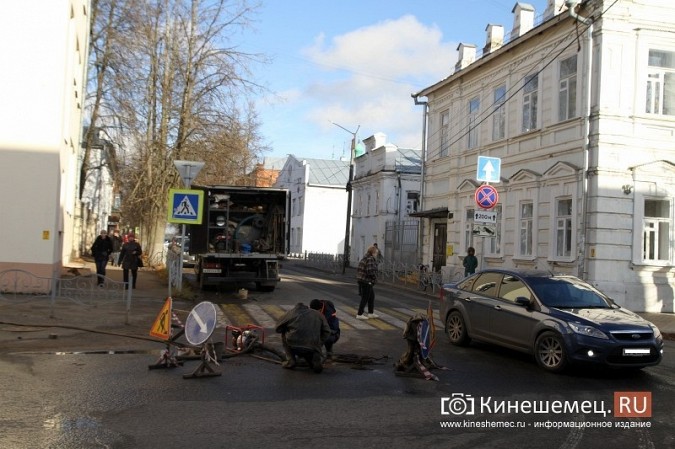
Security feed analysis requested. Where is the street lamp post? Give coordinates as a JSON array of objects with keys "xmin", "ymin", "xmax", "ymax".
[{"xmin": 331, "ymin": 122, "xmax": 360, "ymax": 274}]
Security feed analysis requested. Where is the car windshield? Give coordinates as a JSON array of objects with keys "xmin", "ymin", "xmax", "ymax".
[{"xmin": 527, "ymin": 276, "xmax": 611, "ymax": 309}]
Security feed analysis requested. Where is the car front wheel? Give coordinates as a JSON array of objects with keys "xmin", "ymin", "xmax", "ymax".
[
  {"xmin": 445, "ymin": 311, "xmax": 470, "ymax": 346},
  {"xmin": 534, "ymin": 331, "xmax": 568, "ymax": 373}
]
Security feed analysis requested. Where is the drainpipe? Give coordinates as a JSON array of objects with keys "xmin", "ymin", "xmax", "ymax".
[
  {"xmin": 412, "ymin": 94, "xmax": 428, "ymax": 264},
  {"xmin": 567, "ymin": 0, "xmax": 594, "ymax": 279}
]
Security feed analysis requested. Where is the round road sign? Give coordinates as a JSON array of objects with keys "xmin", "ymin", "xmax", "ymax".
[
  {"xmin": 185, "ymin": 301, "xmax": 217, "ymax": 346},
  {"xmin": 475, "ymin": 184, "xmax": 499, "ymax": 210}
]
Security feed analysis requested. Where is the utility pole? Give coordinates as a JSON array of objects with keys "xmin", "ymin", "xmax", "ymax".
[{"xmin": 331, "ymin": 121, "xmax": 360, "ymax": 274}]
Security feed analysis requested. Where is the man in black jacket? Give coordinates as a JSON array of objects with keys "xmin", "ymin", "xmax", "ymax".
[
  {"xmin": 91, "ymin": 230, "xmax": 113, "ymax": 286},
  {"xmin": 275, "ymin": 302, "xmax": 331, "ymax": 373}
]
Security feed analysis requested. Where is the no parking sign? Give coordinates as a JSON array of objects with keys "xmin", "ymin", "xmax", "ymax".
[{"xmin": 474, "ymin": 185, "xmax": 499, "ymax": 210}]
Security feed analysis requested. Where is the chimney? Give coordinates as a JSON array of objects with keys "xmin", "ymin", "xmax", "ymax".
[
  {"xmin": 511, "ymin": 2, "xmax": 535, "ymax": 38},
  {"xmin": 544, "ymin": 0, "xmax": 567, "ymax": 19},
  {"xmin": 364, "ymin": 132, "xmax": 387, "ymax": 151},
  {"xmin": 483, "ymin": 24, "xmax": 504, "ymax": 54},
  {"xmin": 455, "ymin": 43, "xmax": 477, "ymax": 72}
]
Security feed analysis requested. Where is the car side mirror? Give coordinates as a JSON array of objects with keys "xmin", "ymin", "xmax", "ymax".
[{"xmin": 515, "ymin": 297, "xmax": 531, "ymax": 307}]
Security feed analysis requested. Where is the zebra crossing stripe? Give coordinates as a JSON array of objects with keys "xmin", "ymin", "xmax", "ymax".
[
  {"xmin": 242, "ymin": 304, "xmax": 277, "ymax": 329},
  {"xmin": 215, "ymin": 303, "xmax": 436, "ymax": 331},
  {"xmin": 219, "ymin": 303, "xmax": 253, "ymax": 327},
  {"xmin": 336, "ymin": 306, "xmax": 374, "ymax": 330}
]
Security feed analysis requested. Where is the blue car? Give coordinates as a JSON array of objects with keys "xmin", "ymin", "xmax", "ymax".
[{"xmin": 439, "ymin": 269, "xmax": 664, "ymax": 373}]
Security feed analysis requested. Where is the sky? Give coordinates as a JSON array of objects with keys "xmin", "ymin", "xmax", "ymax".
[{"xmin": 239, "ymin": 0, "xmax": 551, "ymax": 161}]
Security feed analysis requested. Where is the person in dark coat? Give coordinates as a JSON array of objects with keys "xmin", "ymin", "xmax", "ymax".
[
  {"xmin": 310, "ymin": 299, "xmax": 341, "ymax": 358},
  {"xmin": 275, "ymin": 302, "xmax": 331, "ymax": 373},
  {"xmin": 90, "ymin": 230, "xmax": 113, "ymax": 285},
  {"xmin": 463, "ymin": 247, "xmax": 478, "ymax": 276},
  {"xmin": 119, "ymin": 233, "xmax": 143, "ymax": 289},
  {"xmin": 356, "ymin": 245, "xmax": 379, "ymax": 320},
  {"xmin": 110, "ymin": 230, "xmax": 123, "ymax": 266}
]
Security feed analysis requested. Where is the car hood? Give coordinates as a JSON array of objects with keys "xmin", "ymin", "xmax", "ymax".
[{"xmin": 551, "ymin": 307, "xmax": 653, "ymax": 330}]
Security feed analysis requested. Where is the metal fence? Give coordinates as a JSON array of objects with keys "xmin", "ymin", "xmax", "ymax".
[
  {"xmin": 293, "ymin": 253, "xmax": 466, "ymax": 295},
  {"xmin": 0, "ymin": 268, "xmax": 133, "ymax": 323}
]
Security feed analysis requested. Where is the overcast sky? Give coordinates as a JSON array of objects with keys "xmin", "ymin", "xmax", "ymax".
[{"xmin": 240, "ymin": 0, "xmax": 550, "ymax": 161}]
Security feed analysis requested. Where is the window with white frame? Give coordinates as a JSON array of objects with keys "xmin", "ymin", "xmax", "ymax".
[
  {"xmin": 555, "ymin": 198, "xmax": 573, "ymax": 258},
  {"xmin": 486, "ymin": 205, "xmax": 502, "ymax": 255},
  {"xmin": 465, "ymin": 208, "xmax": 475, "ymax": 250},
  {"xmin": 468, "ymin": 97, "xmax": 480, "ymax": 149},
  {"xmin": 559, "ymin": 55, "xmax": 577, "ymax": 121},
  {"xmin": 519, "ymin": 201, "xmax": 534, "ymax": 256},
  {"xmin": 643, "ymin": 199, "xmax": 671, "ymax": 262},
  {"xmin": 440, "ymin": 110, "xmax": 450, "ymax": 157},
  {"xmin": 493, "ymin": 85, "xmax": 506, "ymax": 141},
  {"xmin": 522, "ymin": 74, "xmax": 538, "ymax": 132},
  {"xmin": 646, "ymin": 50, "xmax": 675, "ymax": 116}
]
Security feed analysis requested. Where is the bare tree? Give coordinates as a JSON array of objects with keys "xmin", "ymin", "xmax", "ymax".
[{"xmin": 87, "ymin": 0, "xmax": 268, "ymax": 260}]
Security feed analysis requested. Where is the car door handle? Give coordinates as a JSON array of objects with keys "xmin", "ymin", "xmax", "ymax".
[{"xmin": 493, "ymin": 305, "xmax": 502, "ymax": 311}]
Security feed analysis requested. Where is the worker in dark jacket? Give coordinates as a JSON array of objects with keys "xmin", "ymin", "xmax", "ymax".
[
  {"xmin": 275, "ymin": 302, "xmax": 331, "ymax": 373},
  {"xmin": 310, "ymin": 299, "xmax": 341, "ymax": 358}
]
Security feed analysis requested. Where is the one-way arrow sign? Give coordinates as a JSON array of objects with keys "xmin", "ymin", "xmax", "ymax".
[{"xmin": 477, "ymin": 156, "xmax": 501, "ymax": 183}]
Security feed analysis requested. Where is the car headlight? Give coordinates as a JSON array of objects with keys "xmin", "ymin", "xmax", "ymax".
[
  {"xmin": 649, "ymin": 323, "xmax": 662, "ymax": 339},
  {"xmin": 568, "ymin": 322, "xmax": 609, "ymax": 340}
]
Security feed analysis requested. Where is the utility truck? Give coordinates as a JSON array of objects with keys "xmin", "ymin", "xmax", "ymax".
[{"xmin": 189, "ymin": 185, "xmax": 289, "ymax": 291}]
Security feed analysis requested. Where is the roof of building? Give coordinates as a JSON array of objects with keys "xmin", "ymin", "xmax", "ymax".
[
  {"xmin": 395, "ymin": 148, "xmax": 422, "ymax": 174},
  {"xmin": 302, "ymin": 157, "xmax": 349, "ymax": 186}
]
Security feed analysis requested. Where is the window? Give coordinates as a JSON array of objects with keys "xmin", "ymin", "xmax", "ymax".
[
  {"xmin": 471, "ymin": 272, "xmax": 502, "ymax": 297},
  {"xmin": 643, "ymin": 199, "xmax": 671, "ymax": 262},
  {"xmin": 493, "ymin": 85, "xmax": 506, "ymax": 141},
  {"xmin": 440, "ymin": 110, "xmax": 450, "ymax": 157},
  {"xmin": 646, "ymin": 50, "xmax": 675, "ymax": 115},
  {"xmin": 465, "ymin": 208, "xmax": 475, "ymax": 250},
  {"xmin": 522, "ymin": 74, "xmax": 538, "ymax": 132},
  {"xmin": 555, "ymin": 198, "xmax": 573, "ymax": 257},
  {"xmin": 468, "ymin": 97, "xmax": 480, "ymax": 149},
  {"xmin": 499, "ymin": 275, "xmax": 532, "ymax": 302},
  {"xmin": 298, "ymin": 196, "xmax": 303, "ymax": 215},
  {"xmin": 486, "ymin": 205, "xmax": 502, "ymax": 256},
  {"xmin": 292, "ymin": 198, "xmax": 297, "ymax": 216},
  {"xmin": 519, "ymin": 202, "xmax": 533, "ymax": 256},
  {"xmin": 559, "ymin": 56, "xmax": 577, "ymax": 121}
]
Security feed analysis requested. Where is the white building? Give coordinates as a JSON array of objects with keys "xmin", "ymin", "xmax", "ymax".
[
  {"xmin": 413, "ymin": 0, "xmax": 675, "ymax": 312},
  {"xmin": 351, "ymin": 133, "xmax": 422, "ymax": 266},
  {"xmin": 0, "ymin": 1, "xmax": 91, "ymax": 279},
  {"xmin": 274, "ymin": 156, "xmax": 349, "ymax": 256}
]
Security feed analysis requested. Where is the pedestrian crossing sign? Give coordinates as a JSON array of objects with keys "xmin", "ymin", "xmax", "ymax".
[{"xmin": 167, "ymin": 189, "xmax": 204, "ymax": 224}]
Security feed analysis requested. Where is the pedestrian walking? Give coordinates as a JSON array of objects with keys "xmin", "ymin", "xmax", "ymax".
[
  {"xmin": 110, "ymin": 230, "xmax": 122, "ymax": 266},
  {"xmin": 90, "ymin": 230, "xmax": 113, "ymax": 286},
  {"xmin": 463, "ymin": 246, "xmax": 478, "ymax": 276},
  {"xmin": 119, "ymin": 233, "xmax": 143, "ymax": 289},
  {"xmin": 356, "ymin": 245, "xmax": 379, "ymax": 320}
]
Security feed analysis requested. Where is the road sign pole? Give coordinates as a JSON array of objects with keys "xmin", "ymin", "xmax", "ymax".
[{"xmin": 173, "ymin": 161, "xmax": 204, "ymax": 293}]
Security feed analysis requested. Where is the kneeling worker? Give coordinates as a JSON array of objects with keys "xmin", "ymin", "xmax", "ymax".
[{"xmin": 275, "ymin": 302, "xmax": 331, "ymax": 373}]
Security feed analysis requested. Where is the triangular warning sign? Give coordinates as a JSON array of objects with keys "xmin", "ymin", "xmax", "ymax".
[
  {"xmin": 150, "ymin": 297, "xmax": 172, "ymax": 340},
  {"xmin": 174, "ymin": 195, "xmax": 197, "ymax": 217}
]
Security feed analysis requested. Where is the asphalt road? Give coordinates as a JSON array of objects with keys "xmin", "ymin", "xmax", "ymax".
[{"xmin": 0, "ymin": 263, "xmax": 673, "ymax": 449}]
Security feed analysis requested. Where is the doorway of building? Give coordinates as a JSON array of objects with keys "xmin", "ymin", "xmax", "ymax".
[{"xmin": 432, "ymin": 223, "xmax": 446, "ymax": 272}]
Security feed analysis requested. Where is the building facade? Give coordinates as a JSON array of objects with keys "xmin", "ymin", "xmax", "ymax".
[
  {"xmin": 0, "ymin": 1, "xmax": 91, "ymax": 279},
  {"xmin": 274, "ymin": 156, "xmax": 349, "ymax": 256},
  {"xmin": 413, "ymin": 0, "xmax": 675, "ymax": 312},
  {"xmin": 351, "ymin": 133, "xmax": 422, "ymax": 266}
]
